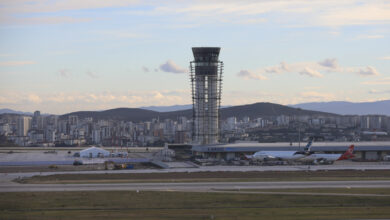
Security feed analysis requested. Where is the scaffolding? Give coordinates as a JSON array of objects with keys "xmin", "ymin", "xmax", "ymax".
[{"xmin": 190, "ymin": 47, "xmax": 223, "ymax": 145}]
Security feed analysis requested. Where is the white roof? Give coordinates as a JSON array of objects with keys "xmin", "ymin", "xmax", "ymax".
[
  {"xmin": 207, "ymin": 141, "xmax": 390, "ymax": 148},
  {"xmin": 80, "ymin": 146, "xmax": 109, "ymax": 154}
]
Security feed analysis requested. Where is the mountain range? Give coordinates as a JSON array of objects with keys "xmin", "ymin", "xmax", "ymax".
[
  {"xmin": 1, "ymin": 99, "xmax": 389, "ymax": 120},
  {"xmin": 140, "ymin": 104, "xmax": 232, "ymax": 112},
  {"xmin": 60, "ymin": 102, "xmax": 335, "ymax": 122},
  {"xmin": 140, "ymin": 104, "xmax": 192, "ymax": 112},
  {"xmin": 291, "ymin": 100, "xmax": 390, "ymax": 116},
  {"xmin": 0, "ymin": 108, "xmax": 33, "ymax": 115}
]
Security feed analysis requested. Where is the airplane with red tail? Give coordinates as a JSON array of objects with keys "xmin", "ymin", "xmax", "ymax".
[{"xmin": 300, "ymin": 144, "xmax": 355, "ymax": 164}]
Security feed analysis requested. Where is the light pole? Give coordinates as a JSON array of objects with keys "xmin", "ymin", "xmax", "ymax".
[
  {"xmin": 298, "ymin": 121, "xmax": 301, "ymax": 149},
  {"xmin": 298, "ymin": 108, "xmax": 301, "ymax": 150}
]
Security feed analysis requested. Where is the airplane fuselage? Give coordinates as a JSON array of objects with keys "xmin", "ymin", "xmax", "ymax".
[
  {"xmin": 300, "ymin": 153, "xmax": 342, "ymax": 164},
  {"xmin": 252, "ymin": 151, "xmax": 306, "ymax": 161}
]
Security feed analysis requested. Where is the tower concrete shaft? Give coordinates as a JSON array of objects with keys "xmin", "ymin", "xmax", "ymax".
[{"xmin": 190, "ymin": 47, "xmax": 223, "ymax": 145}]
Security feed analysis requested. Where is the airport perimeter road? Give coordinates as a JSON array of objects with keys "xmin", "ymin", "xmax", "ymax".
[{"xmin": 2, "ymin": 180, "xmax": 390, "ymax": 192}]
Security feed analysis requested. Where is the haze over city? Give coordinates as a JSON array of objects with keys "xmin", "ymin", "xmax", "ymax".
[{"xmin": 0, "ymin": 0, "xmax": 389, "ymax": 114}]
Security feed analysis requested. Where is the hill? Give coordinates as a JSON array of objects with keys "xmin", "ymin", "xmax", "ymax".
[
  {"xmin": 61, "ymin": 108, "xmax": 160, "ymax": 122},
  {"xmin": 61, "ymin": 102, "xmax": 336, "ymax": 122},
  {"xmin": 0, "ymin": 108, "xmax": 32, "ymax": 115},
  {"xmin": 219, "ymin": 102, "xmax": 336, "ymax": 119},
  {"xmin": 140, "ymin": 104, "xmax": 192, "ymax": 112},
  {"xmin": 291, "ymin": 100, "xmax": 390, "ymax": 116}
]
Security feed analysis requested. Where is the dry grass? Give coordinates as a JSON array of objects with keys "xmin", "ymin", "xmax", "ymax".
[
  {"xmin": 1, "ymin": 190, "xmax": 390, "ymax": 220},
  {"xmin": 17, "ymin": 170, "xmax": 390, "ymax": 184}
]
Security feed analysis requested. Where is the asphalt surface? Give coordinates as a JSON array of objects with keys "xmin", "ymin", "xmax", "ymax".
[
  {"xmin": 2, "ymin": 163, "xmax": 390, "ymax": 178},
  {"xmin": 1, "ymin": 180, "xmax": 390, "ymax": 192},
  {"xmin": 1, "ymin": 163, "xmax": 390, "ymax": 193}
]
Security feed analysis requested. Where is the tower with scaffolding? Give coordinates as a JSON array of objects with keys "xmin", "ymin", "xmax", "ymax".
[{"xmin": 190, "ymin": 47, "xmax": 223, "ymax": 145}]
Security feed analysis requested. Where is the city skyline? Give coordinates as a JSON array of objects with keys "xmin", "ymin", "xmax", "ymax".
[{"xmin": 0, "ymin": 0, "xmax": 389, "ymax": 114}]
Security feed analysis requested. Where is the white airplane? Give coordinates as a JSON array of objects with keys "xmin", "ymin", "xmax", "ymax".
[
  {"xmin": 246, "ymin": 138, "xmax": 313, "ymax": 162},
  {"xmin": 300, "ymin": 144, "xmax": 355, "ymax": 164}
]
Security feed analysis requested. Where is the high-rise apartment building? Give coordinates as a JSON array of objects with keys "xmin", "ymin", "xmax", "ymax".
[{"xmin": 17, "ymin": 116, "xmax": 32, "ymax": 136}]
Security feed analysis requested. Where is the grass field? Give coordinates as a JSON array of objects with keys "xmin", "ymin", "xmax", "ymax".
[
  {"xmin": 1, "ymin": 190, "xmax": 390, "ymax": 220},
  {"xmin": 17, "ymin": 170, "xmax": 390, "ymax": 184}
]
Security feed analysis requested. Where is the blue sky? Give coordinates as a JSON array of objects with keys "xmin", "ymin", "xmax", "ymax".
[{"xmin": 0, "ymin": 0, "xmax": 389, "ymax": 114}]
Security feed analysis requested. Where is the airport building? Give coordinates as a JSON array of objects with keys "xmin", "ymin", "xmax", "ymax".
[{"xmin": 191, "ymin": 141, "xmax": 390, "ymax": 161}]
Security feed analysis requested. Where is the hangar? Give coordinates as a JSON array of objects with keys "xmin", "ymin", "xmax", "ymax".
[
  {"xmin": 191, "ymin": 141, "xmax": 390, "ymax": 161},
  {"xmin": 80, "ymin": 146, "xmax": 110, "ymax": 158}
]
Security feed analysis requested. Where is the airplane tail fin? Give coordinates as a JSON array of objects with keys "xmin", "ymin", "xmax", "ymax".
[
  {"xmin": 303, "ymin": 137, "xmax": 314, "ymax": 154},
  {"xmin": 337, "ymin": 145, "xmax": 355, "ymax": 161},
  {"xmin": 293, "ymin": 137, "xmax": 314, "ymax": 155},
  {"xmin": 244, "ymin": 154, "xmax": 253, "ymax": 160}
]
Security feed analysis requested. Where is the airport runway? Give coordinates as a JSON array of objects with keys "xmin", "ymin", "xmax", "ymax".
[
  {"xmin": 2, "ymin": 180, "xmax": 390, "ymax": 193},
  {"xmin": 1, "ymin": 163, "xmax": 390, "ymax": 185},
  {"xmin": 2, "ymin": 163, "xmax": 390, "ymax": 178}
]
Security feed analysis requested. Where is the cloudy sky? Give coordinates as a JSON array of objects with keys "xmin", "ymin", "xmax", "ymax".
[{"xmin": 0, "ymin": 0, "xmax": 389, "ymax": 114}]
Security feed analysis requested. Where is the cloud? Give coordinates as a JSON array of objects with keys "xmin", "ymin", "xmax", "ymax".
[
  {"xmin": 318, "ymin": 58, "xmax": 338, "ymax": 69},
  {"xmin": 0, "ymin": 0, "xmax": 139, "ymax": 14},
  {"xmin": 59, "ymin": 69, "xmax": 71, "ymax": 78},
  {"xmin": 264, "ymin": 62, "xmax": 290, "ymax": 73},
  {"xmin": 356, "ymin": 35, "xmax": 385, "ymax": 39},
  {"xmin": 27, "ymin": 94, "xmax": 42, "ymax": 104},
  {"xmin": 362, "ymin": 77, "xmax": 390, "ymax": 85},
  {"xmin": 232, "ymin": 18, "xmax": 267, "ymax": 24},
  {"xmin": 86, "ymin": 71, "xmax": 98, "ymax": 79},
  {"xmin": 299, "ymin": 67, "xmax": 323, "ymax": 78},
  {"xmin": 97, "ymin": 30, "xmax": 146, "ymax": 39},
  {"xmin": 378, "ymin": 56, "xmax": 390, "ymax": 60},
  {"xmin": 1, "ymin": 16, "xmax": 91, "ymax": 25},
  {"xmin": 142, "ymin": 66, "xmax": 150, "ymax": 72},
  {"xmin": 356, "ymin": 66, "xmax": 380, "ymax": 76},
  {"xmin": 0, "ymin": 90, "xmax": 191, "ymax": 114},
  {"xmin": 0, "ymin": 54, "xmax": 13, "ymax": 57},
  {"xmin": 300, "ymin": 91, "xmax": 335, "ymax": 100},
  {"xmin": 154, "ymin": 1, "xmax": 390, "ymax": 27},
  {"xmin": 159, "ymin": 60, "xmax": 187, "ymax": 73},
  {"xmin": 315, "ymin": 2, "xmax": 390, "ymax": 26},
  {"xmin": 244, "ymin": 58, "xmax": 380, "ymax": 80},
  {"xmin": 260, "ymin": 60, "xmax": 326, "ymax": 77},
  {"xmin": 0, "ymin": 61, "xmax": 35, "ymax": 66},
  {"xmin": 328, "ymin": 31, "xmax": 340, "ymax": 36},
  {"xmin": 368, "ymin": 89, "xmax": 390, "ymax": 94},
  {"xmin": 1, "ymin": 0, "xmax": 390, "ymax": 27},
  {"xmin": 237, "ymin": 70, "xmax": 267, "ymax": 80},
  {"xmin": 0, "ymin": 0, "xmax": 138, "ymax": 25}
]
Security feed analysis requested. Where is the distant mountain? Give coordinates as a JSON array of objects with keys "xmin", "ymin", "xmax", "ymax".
[
  {"xmin": 219, "ymin": 102, "xmax": 336, "ymax": 119},
  {"xmin": 141, "ymin": 104, "xmax": 192, "ymax": 112},
  {"xmin": 291, "ymin": 100, "xmax": 390, "ymax": 116},
  {"xmin": 61, "ymin": 108, "xmax": 162, "ymax": 122},
  {"xmin": 0, "ymin": 108, "xmax": 32, "ymax": 115},
  {"xmin": 141, "ymin": 104, "xmax": 232, "ymax": 112},
  {"xmin": 61, "ymin": 102, "xmax": 336, "ymax": 122}
]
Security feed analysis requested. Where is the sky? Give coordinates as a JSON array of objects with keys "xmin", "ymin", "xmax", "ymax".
[{"xmin": 0, "ymin": 0, "xmax": 389, "ymax": 114}]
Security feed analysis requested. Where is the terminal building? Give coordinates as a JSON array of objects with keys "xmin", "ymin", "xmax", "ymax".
[{"xmin": 191, "ymin": 141, "xmax": 390, "ymax": 161}]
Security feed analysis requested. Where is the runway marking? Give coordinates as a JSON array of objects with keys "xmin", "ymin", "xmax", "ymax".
[{"xmin": 2, "ymin": 180, "xmax": 390, "ymax": 192}]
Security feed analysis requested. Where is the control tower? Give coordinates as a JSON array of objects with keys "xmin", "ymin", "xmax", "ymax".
[{"xmin": 190, "ymin": 47, "xmax": 223, "ymax": 145}]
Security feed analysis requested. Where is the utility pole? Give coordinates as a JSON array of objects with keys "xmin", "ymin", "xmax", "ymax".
[{"xmin": 298, "ymin": 108, "xmax": 301, "ymax": 150}]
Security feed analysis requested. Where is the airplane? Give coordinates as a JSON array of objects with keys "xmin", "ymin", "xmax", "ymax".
[
  {"xmin": 300, "ymin": 144, "xmax": 355, "ymax": 164},
  {"xmin": 246, "ymin": 138, "xmax": 313, "ymax": 162}
]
